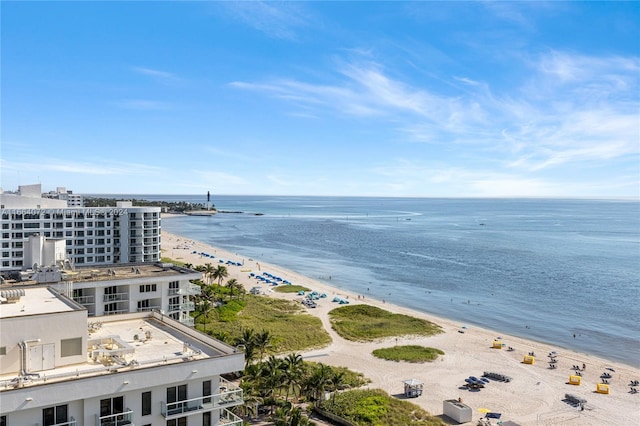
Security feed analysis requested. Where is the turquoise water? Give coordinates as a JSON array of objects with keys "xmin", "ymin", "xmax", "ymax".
[{"xmin": 137, "ymin": 196, "xmax": 639, "ymax": 367}]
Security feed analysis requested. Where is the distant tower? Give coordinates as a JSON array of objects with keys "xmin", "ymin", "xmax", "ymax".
[{"xmin": 207, "ymin": 191, "xmax": 211, "ymax": 211}]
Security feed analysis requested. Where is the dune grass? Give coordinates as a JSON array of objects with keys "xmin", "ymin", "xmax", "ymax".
[
  {"xmin": 321, "ymin": 388, "xmax": 446, "ymax": 426},
  {"xmin": 202, "ymin": 295, "xmax": 331, "ymax": 353},
  {"xmin": 372, "ymin": 345, "xmax": 445, "ymax": 363},
  {"xmin": 329, "ymin": 305, "xmax": 443, "ymax": 342},
  {"xmin": 273, "ymin": 285, "xmax": 311, "ymax": 293}
]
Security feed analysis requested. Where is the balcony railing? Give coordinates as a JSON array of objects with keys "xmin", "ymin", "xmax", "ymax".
[
  {"xmin": 95, "ymin": 409, "xmax": 133, "ymax": 426},
  {"xmin": 179, "ymin": 284, "xmax": 202, "ymax": 296},
  {"xmin": 161, "ymin": 383, "xmax": 243, "ymax": 419},
  {"xmin": 180, "ymin": 317, "xmax": 195, "ymax": 327},
  {"xmin": 181, "ymin": 301, "xmax": 195, "ymax": 311},
  {"xmin": 51, "ymin": 417, "xmax": 77, "ymax": 426},
  {"xmin": 168, "ymin": 288, "xmax": 180, "ymax": 296},
  {"xmin": 168, "ymin": 304, "xmax": 180, "ymax": 313},
  {"xmin": 103, "ymin": 309, "xmax": 129, "ymax": 315},
  {"xmin": 73, "ymin": 295, "xmax": 95, "ymax": 304},
  {"xmin": 137, "ymin": 305, "xmax": 161, "ymax": 312},
  {"xmin": 219, "ymin": 409, "xmax": 243, "ymax": 426},
  {"xmin": 103, "ymin": 293, "xmax": 128, "ymax": 302}
]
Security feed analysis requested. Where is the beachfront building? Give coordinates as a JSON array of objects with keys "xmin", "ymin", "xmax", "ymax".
[
  {"xmin": 0, "ymin": 286, "xmax": 245, "ymax": 426},
  {"xmin": 3, "ymin": 262, "xmax": 203, "ymax": 326},
  {"xmin": 0, "ymin": 184, "xmax": 161, "ymax": 274}
]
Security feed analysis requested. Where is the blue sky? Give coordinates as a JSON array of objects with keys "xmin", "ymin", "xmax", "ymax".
[{"xmin": 2, "ymin": 1, "xmax": 639, "ymax": 197}]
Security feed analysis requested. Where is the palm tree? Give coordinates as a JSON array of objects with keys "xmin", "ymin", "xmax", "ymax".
[
  {"xmin": 236, "ymin": 328, "xmax": 256, "ymax": 368},
  {"xmin": 226, "ymin": 278, "xmax": 241, "ymax": 300},
  {"xmin": 212, "ymin": 264, "xmax": 229, "ymax": 285},
  {"xmin": 253, "ymin": 330, "xmax": 272, "ymax": 363},
  {"xmin": 183, "ymin": 263, "xmax": 193, "ymax": 269},
  {"xmin": 306, "ymin": 363, "xmax": 332, "ymax": 402},
  {"xmin": 194, "ymin": 300, "xmax": 212, "ymax": 334},
  {"xmin": 203, "ymin": 262, "xmax": 215, "ymax": 285},
  {"xmin": 262, "ymin": 355, "xmax": 284, "ymax": 414},
  {"xmin": 282, "ymin": 353, "xmax": 304, "ymax": 403},
  {"xmin": 329, "ymin": 371, "xmax": 346, "ymax": 403}
]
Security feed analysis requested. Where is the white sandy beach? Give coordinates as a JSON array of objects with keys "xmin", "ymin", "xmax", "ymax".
[{"xmin": 162, "ymin": 222, "xmax": 640, "ymax": 426}]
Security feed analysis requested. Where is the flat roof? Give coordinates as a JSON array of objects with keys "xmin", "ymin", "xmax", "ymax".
[
  {"xmin": 62, "ymin": 263, "xmax": 197, "ymax": 282},
  {"xmin": 0, "ymin": 313, "xmax": 237, "ymax": 390},
  {"xmin": 0, "ymin": 287, "xmax": 79, "ymax": 319}
]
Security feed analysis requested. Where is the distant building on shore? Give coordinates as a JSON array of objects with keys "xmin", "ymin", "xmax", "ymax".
[
  {"xmin": 0, "ymin": 286, "xmax": 245, "ymax": 426},
  {"xmin": 0, "ymin": 184, "xmax": 161, "ymax": 275}
]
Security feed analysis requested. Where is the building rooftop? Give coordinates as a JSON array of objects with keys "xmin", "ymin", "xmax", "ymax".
[
  {"xmin": 1, "ymin": 262, "xmax": 201, "ymax": 287},
  {"xmin": 61, "ymin": 262, "xmax": 196, "ymax": 282},
  {"xmin": 0, "ymin": 287, "xmax": 79, "ymax": 319},
  {"xmin": 0, "ymin": 312, "xmax": 238, "ymax": 391}
]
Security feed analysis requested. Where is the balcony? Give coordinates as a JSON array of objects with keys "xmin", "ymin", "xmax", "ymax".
[
  {"xmin": 73, "ymin": 295, "xmax": 95, "ymax": 305},
  {"xmin": 179, "ymin": 283, "xmax": 202, "ymax": 296},
  {"xmin": 95, "ymin": 409, "xmax": 133, "ymax": 426},
  {"xmin": 51, "ymin": 418, "xmax": 77, "ymax": 426},
  {"xmin": 103, "ymin": 292, "xmax": 128, "ymax": 302},
  {"xmin": 219, "ymin": 409, "xmax": 243, "ymax": 426},
  {"xmin": 137, "ymin": 305, "xmax": 161, "ymax": 312},
  {"xmin": 181, "ymin": 301, "xmax": 195, "ymax": 311},
  {"xmin": 180, "ymin": 317, "xmax": 195, "ymax": 327},
  {"xmin": 168, "ymin": 304, "xmax": 180, "ymax": 313},
  {"xmin": 161, "ymin": 382, "xmax": 243, "ymax": 420},
  {"xmin": 168, "ymin": 288, "xmax": 180, "ymax": 296}
]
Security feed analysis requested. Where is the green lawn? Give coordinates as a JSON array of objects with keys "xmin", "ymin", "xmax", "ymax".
[
  {"xmin": 200, "ymin": 295, "xmax": 332, "ymax": 353},
  {"xmin": 372, "ymin": 345, "xmax": 445, "ymax": 363},
  {"xmin": 273, "ymin": 285, "xmax": 311, "ymax": 293},
  {"xmin": 320, "ymin": 388, "xmax": 447, "ymax": 426},
  {"xmin": 329, "ymin": 305, "xmax": 443, "ymax": 342}
]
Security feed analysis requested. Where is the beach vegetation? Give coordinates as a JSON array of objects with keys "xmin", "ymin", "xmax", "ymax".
[
  {"xmin": 211, "ymin": 264, "xmax": 229, "ymax": 285},
  {"xmin": 329, "ymin": 305, "xmax": 443, "ymax": 342},
  {"xmin": 199, "ymin": 295, "xmax": 331, "ymax": 353},
  {"xmin": 274, "ymin": 285, "xmax": 312, "ymax": 293},
  {"xmin": 372, "ymin": 345, "xmax": 444, "ymax": 363},
  {"xmin": 238, "ymin": 355, "xmax": 369, "ymax": 423},
  {"xmin": 319, "ymin": 388, "xmax": 446, "ymax": 426}
]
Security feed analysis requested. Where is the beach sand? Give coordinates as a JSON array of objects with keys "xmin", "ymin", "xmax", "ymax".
[{"xmin": 162, "ymin": 224, "xmax": 640, "ymax": 426}]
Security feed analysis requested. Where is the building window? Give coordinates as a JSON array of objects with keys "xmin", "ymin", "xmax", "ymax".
[
  {"xmin": 0, "ymin": 346, "xmax": 6, "ymax": 355},
  {"xmin": 140, "ymin": 284, "xmax": 157, "ymax": 293},
  {"xmin": 100, "ymin": 396, "xmax": 124, "ymax": 418},
  {"xmin": 167, "ymin": 384, "xmax": 187, "ymax": 414},
  {"xmin": 203, "ymin": 412, "xmax": 211, "ymax": 426},
  {"xmin": 203, "ymin": 380, "xmax": 211, "ymax": 404},
  {"xmin": 43, "ymin": 404, "xmax": 68, "ymax": 426},
  {"xmin": 0, "ymin": 415, "xmax": 5, "ymax": 426},
  {"xmin": 167, "ymin": 417, "xmax": 187, "ymax": 426},
  {"xmin": 142, "ymin": 391, "xmax": 152, "ymax": 416},
  {"xmin": 61, "ymin": 337, "xmax": 82, "ymax": 357}
]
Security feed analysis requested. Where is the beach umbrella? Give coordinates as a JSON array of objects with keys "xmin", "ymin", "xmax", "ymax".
[{"xmin": 478, "ymin": 408, "xmax": 490, "ymax": 413}]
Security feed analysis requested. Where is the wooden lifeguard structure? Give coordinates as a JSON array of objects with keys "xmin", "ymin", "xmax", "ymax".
[{"xmin": 403, "ymin": 379, "xmax": 423, "ymax": 397}]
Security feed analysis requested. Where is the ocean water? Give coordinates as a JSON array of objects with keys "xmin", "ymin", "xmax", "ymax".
[{"xmin": 133, "ymin": 195, "xmax": 639, "ymax": 367}]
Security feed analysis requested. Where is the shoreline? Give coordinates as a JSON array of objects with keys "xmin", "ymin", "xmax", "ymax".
[{"xmin": 161, "ymin": 225, "xmax": 640, "ymax": 425}]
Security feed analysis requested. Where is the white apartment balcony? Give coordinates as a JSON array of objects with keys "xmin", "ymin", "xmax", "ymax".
[
  {"xmin": 73, "ymin": 295, "xmax": 95, "ymax": 305},
  {"xmin": 168, "ymin": 303, "xmax": 181, "ymax": 313},
  {"xmin": 50, "ymin": 418, "xmax": 77, "ymax": 426},
  {"xmin": 161, "ymin": 381, "xmax": 243, "ymax": 420},
  {"xmin": 103, "ymin": 292, "xmax": 129, "ymax": 302},
  {"xmin": 95, "ymin": 409, "xmax": 133, "ymax": 426},
  {"xmin": 181, "ymin": 301, "xmax": 195, "ymax": 311},
  {"xmin": 103, "ymin": 309, "xmax": 129, "ymax": 315},
  {"xmin": 219, "ymin": 409, "xmax": 243, "ymax": 426},
  {"xmin": 179, "ymin": 283, "xmax": 202, "ymax": 296},
  {"xmin": 137, "ymin": 305, "xmax": 161, "ymax": 312},
  {"xmin": 180, "ymin": 317, "xmax": 195, "ymax": 327},
  {"xmin": 168, "ymin": 288, "xmax": 180, "ymax": 296}
]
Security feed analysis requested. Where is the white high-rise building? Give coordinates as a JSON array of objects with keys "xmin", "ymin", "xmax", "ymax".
[
  {"xmin": 0, "ymin": 185, "xmax": 161, "ymax": 274},
  {"xmin": 0, "ymin": 286, "xmax": 245, "ymax": 426}
]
